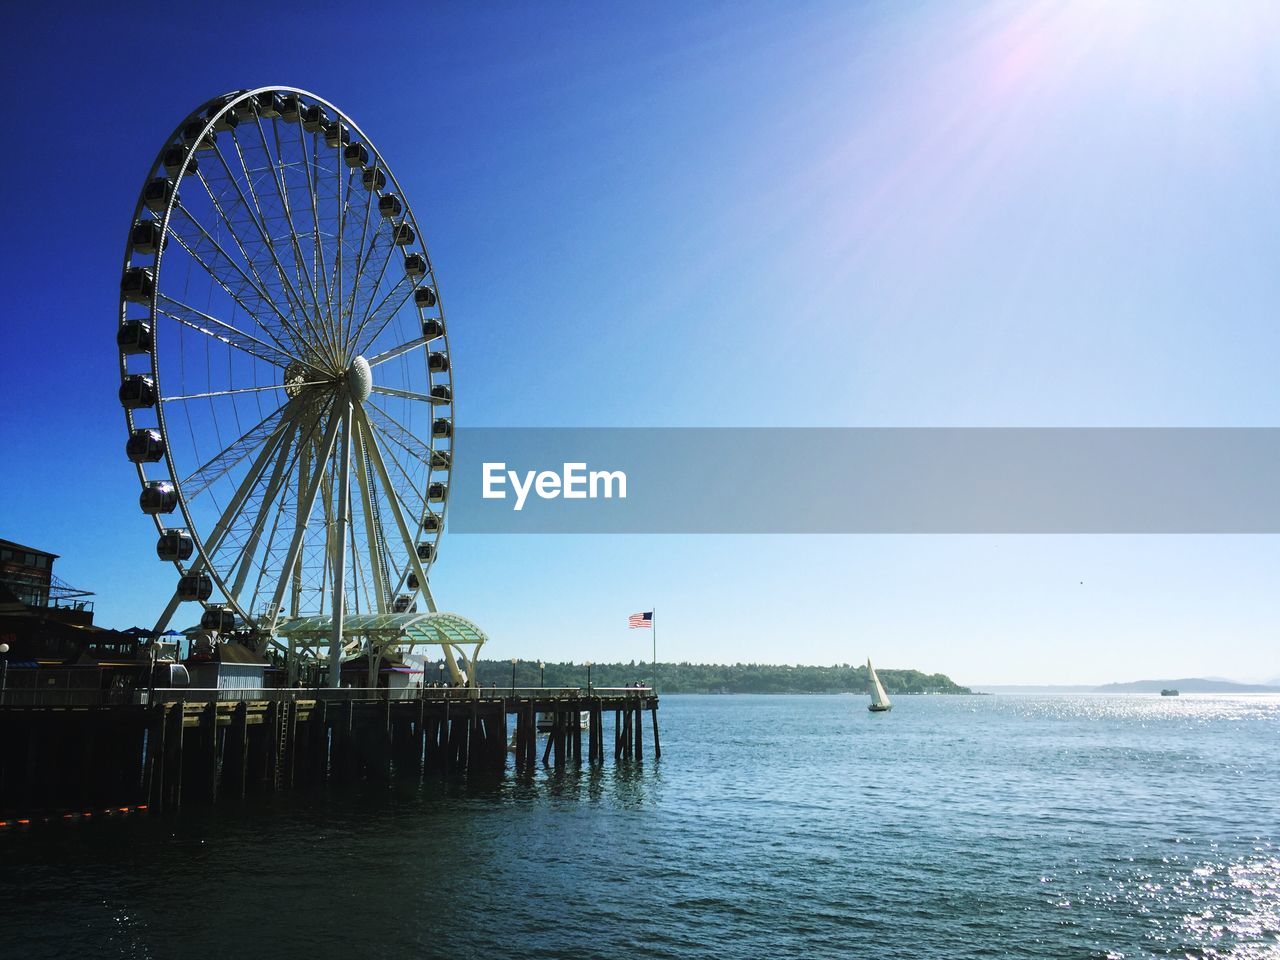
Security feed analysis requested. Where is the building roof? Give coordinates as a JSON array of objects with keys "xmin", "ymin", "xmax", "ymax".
[{"xmin": 0, "ymin": 538, "xmax": 59, "ymax": 559}]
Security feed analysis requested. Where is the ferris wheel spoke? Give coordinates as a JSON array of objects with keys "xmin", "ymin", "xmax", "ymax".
[
  {"xmin": 329, "ymin": 157, "xmax": 357, "ymax": 346},
  {"xmin": 193, "ymin": 398, "xmax": 307, "ymax": 575},
  {"xmin": 295, "ymin": 124, "xmax": 336, "ymax": 343},
  {"xmin": 344, "ymin": 230, "xmax": 390, "ymax": 347},
  {"xmin": 367, "ymin": 410, "xmax": 427, "ymax": 496},
  {"xmin": 352, "ymin": 403, "xmax": 436, "ymax": 612},
  {"xmin": 339, "ymin": 180, "xmax": 382, "ymax": 331},
  {"xmin": 180, "ymin": 400, "xmax": 290, "ymax": 501},
  {"xmin": 166, "ymin": 203, "xmax": 311, "ymax": 362},
  {"xmin": 337, "ymin": 167, "xmax": 377, "ymax": 338},
  {"xmin": 379, "ymin": 447, "xmax": 429, "ymax": 530},
  {"xmin": 163, "ymin": 382, "xmax": 325, "ymax": 403},
  {"xmin": 361, "ymin": 424, "xmax": 430, "ymax": 555},
  {"xmin": 196, "ymin": 157, "xmax": 302, "ymax": 321},
  {"xmin": 369, "ymin": 384, "xmax": 447, "ymax": 405},
  {"xmin": 352, "ymin": 427, "xmax": 391, "ymax": 613},
  {"xmin": 225, "ymin": 400, "xmax": 327, "ymax": 618},
  {"xmin": 264, "ymin": 395, "xmax": 345, "ymax": 630},
  {"xmin": 366, "ymin": 336, "xmax": 429, "ymax": 367},
  {"xmin": 310, "ymin": 130, "xmax": 339, "ymax": 335},
  {"xmin": 208, "ymin": 136, "xmax": 333, "ymax": 361},
  {"xmin": 276, "ymin": 129, "xmax": 347, "ymax": 370},
  {"xmin": 364, "ymin": 401, "xmax": 433, "ymax": 465},
  {"xmin": 189, "ymin": 170, "xmax": 315, "ymax": 358},
  {"xmin": 260, "ymin": 117, "xmax": 333, "ymax": 363},
  {"xmin": 218, "ymin": 416, "xmax": 305, "ymax": 601},
  {"xmin": 349, "ymin": 276, "xmax": 414, "ymax": 358},
  {"xmin": 156, "ymin": 294, "xmax": 313, "ymax": 371},
  {"xmin": 347, "ymin": 216, "xmax": 404, "ymax": 352},
  {"xmin": 246, "ymin": 465, "xmax": 296, "ymax": 621}
]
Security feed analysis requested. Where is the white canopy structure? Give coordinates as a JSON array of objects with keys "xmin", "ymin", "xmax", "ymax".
[{"xmin": 274, "ymin": 611, "xmax": 487, "ymax": 686}]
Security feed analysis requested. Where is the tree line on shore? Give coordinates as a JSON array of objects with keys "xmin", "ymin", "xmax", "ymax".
[{"xmin": 469, "ymin": 659, "xmax": 971, "ymax": 695}]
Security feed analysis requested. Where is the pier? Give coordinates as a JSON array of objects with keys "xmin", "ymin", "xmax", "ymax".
[{"xmin": 0, "ymin": 687, "xmax": 659, "ymax": 820}]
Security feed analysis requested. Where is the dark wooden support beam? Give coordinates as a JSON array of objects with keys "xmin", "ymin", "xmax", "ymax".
[
  {"xmin": 225, "ymin": 702, "xmax": 248, "ymax": 798},
  {"xmin": 633, "ymin": 703, "xmax": 643, "ymax": 761},
  {"xmin": 525, "ymin": 700, "xmax": 537, "ymax": 769},
  {"xmin": 144, "ymin": 705, "xmax": 166, "ymax": 810},
  {"xmin": 651, "ymin": 704, "xmax": 661, "ymax": 760},
  {"xmin": 197, "ymin": 701, "xmax": 217, "ymax": 803},
  {"xmin": 164, "ymin": 700, "xmax": 185, "ymax": 809},
  {"xmin": 571, "ymin": 704, "xmax": 582, "ymax": 766}
]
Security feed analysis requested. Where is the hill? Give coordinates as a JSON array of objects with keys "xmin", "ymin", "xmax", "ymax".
[
  {"xmin": 1093, "ymin": 678, "xmax": 1280, "ymax": 694},
  {"xmin": 470, "ymin": 660, "xmax": 971, "ymax": 695}
]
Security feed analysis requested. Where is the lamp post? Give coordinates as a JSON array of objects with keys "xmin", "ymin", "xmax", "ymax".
[
  {"xmin": 0, "ymin": 642, "xmax": 9, "ymax": 705},
  {"xmin": 510, "ymin": 657, "xmax": 518, "ymax": 694},
  {"xmin": 539, "ymin": 661, "xmax": 545, "ymax": 688},
  {"xmin": 585, "ymin": 660, "xmax": 593, "ymax": 695},
  {"xmin": 147, "ymin": 642, "xmax": 158, "ymax": 705}
]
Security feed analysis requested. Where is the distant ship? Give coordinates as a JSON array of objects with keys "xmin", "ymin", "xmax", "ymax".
[
  {"xmin": 1160, "ymin": 688, "xmax": 1179, "ymax": 697},
  {"xmin": 867, "ymin": 658, "xmax": 892, "ymax": 712}
]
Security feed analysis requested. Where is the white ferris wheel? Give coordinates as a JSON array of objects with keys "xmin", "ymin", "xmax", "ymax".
[{"xmin": 117, "ymin": 87, "xmax": 484, "ymax": 685}]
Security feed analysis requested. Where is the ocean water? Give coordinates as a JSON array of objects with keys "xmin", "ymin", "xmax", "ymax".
[{"xmin": 1, "ymin": 694, "xmax": 1278, "ymax": 959}]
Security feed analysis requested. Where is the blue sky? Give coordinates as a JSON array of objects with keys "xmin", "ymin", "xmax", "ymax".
[{"xmin": 1, "ymin": 1, "xmax": 1276, "ymax": 683}]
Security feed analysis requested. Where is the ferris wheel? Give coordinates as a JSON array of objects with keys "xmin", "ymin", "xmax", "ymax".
[{"xmin": 117, "ymin": 87, "xmax": 453, "ymax": 670}]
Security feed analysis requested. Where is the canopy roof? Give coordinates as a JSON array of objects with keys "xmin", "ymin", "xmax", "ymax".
[{"xmin": 274, "ymin": 611, "xmax": 488, "ymax": 648}]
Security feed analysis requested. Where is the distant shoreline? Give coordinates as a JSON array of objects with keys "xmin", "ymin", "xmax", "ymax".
[
  {"xmin": 471, "ymin": 660, "xmax": 971, "ymax": 695},
  {"xmin": 975, "ymin": 679, "xmax": 1280, "ymax": 695}
]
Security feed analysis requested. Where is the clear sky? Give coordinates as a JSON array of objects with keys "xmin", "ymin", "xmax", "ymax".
[{"xmin": 1, "ymin": 1, "xmax": 1276, "ymax": 684}]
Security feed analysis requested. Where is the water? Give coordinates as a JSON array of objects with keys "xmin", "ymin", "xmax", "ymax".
[{"xmin": 2, "ymin": 694, "xmax": 1278, "ymax": 959}]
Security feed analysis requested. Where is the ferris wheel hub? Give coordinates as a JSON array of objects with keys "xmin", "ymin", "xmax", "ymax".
[{"xmin": 347, "ymin": 355, "xmax": 372, "ymax": 402}]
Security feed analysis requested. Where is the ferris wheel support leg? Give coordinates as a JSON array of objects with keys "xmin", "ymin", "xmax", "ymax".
[
  {"xmin": 328, "ymin": 401, "xmax": 354, "ymax": 688},
  {"xmin": 351, "ymin": 402, "xmax": 437, "ymax": 614},
  {"xmin": 265, "ymin": 399, "xmax": 343, "ymax": 637},
  {"xmin": 151, "ymin": 590, "xmax": 184, "ymax": 637}
]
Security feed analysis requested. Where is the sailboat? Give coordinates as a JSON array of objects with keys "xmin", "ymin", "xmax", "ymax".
[{"xmin": 867, "ymin": 658, "xmax": 892, "ymax": 713}]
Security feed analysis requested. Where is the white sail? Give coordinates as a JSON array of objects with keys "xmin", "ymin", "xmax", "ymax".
[{"xmin": 868, "ymin": 658, "xmax": 891, "ymax": 708}]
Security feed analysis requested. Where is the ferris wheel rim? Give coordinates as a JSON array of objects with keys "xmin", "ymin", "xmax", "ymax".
[{"xmin": 118, "ymin": 86, "xmax": 452, "ymax": 637}]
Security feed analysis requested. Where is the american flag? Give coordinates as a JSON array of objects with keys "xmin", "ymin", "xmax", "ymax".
[{"xmin": 628, "ymin": 611, "xmax": 653, "ymax": 629}]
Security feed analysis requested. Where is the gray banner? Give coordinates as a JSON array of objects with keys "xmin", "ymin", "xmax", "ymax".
[{"xmin": 445, "ymin": 428, "xmax": 1280, "ymax": 533}]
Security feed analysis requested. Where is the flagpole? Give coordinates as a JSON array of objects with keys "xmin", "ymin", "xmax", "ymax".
[{"xmin": 652, "ymin": 606, "xmax": 657, "ymax": 693}]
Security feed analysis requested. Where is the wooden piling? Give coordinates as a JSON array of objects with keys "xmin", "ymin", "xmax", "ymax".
[
  {"xmin": 541, "ymin": 709, "xmax": 555, "ymax": 766},
  {"xmin": 467, "ymin": 700, "xmax": 481, "ymax": 770},
  {"xmin": 633, "ymin": 703, "xmax": 643, "ymax": 761},
  {"xmin": 589, "ymin": 700, "xmax": 603, "ymax": 765},
  {"xmin": 524, "ymin": 700, "xmax": 537, "ymax": 769},
  {"xmin": 495, "ymin": 706, "xmax": 506, "ymax": 769},
  {"xmin": 571, "ymin": 705, "xmax": 582, "ymax": 766},
  {"xmin": 650, "ymin": 703, "xmax": 661, "ymax": 760},
  {"xmin": 225, "ymin": 702, "xmax": 248, "ymax": 798},
  {"xmin": 163, "ymin": 700, "xmax": 184, "ymax": 809},
  {"xmin": 198, "ymin": 701, "xmax": 218, "ymax": 803},
  {"xmin": 308, "ymin": 701, "xmax": 325, "ymax": 783}
]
